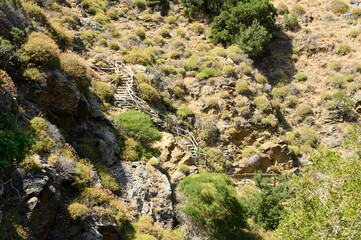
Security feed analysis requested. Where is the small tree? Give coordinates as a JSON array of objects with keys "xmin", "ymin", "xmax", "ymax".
[{"xmin": 114, "ymin": 110, "xmax": 162, "ymax": 144}]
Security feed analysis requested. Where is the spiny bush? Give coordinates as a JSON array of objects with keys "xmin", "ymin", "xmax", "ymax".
[
  {"xmin": 135, "ymin": 0, "xmax": 146, "ymax": 9},
  {"xmin": 292, "ymin": 4, "xmax": 305, "ymax": 15},
  {"xmin": 160, "ymin": 65, "xmax": 176, "ymax": 75},
  {"xmin": 124, "ymin": 50, "xmax": 155, "ymax": 66},
  {"xmin": 328, "ymin": 61, "xmax": 342, "ymax": 72},
  {"xmin": 196, "ymin": 68, "xmax": 215, "ymax": 80},
  {"xmin": 19, "ymin": 32, "xmax": 60, "ymax": 68},
  {"xmin": 178, "ymin": 173, "xmax": 246, "ymax": 238},
  {"xmin": 115, "ymin": 110, "xmax": 162, "ymax": 143},
  {"xmin": 337, "ymin": 44, "xmax": 351, "ymax": 56},
  {"xmin": 190, "ymin": 23, "xmax": 204, "ymax": 35},
  {"xmin": 0, "ymin": 114, "xmax": 34, "ymax": 168},
  {"xmin": 138, "ymin": 83, "xmax": 159, "ymax": 103},
  {"xmin": 68, "ymin": 203, "xmax": 90, "ymax": 220},
  {"xmin": 23, "ymin": 68, "xmax": 45, "ymax": 82},
  {"xmin": 73, "ymin": 162, "xmax": 92, "ymax": 188},
  {"xmin": 277, "ymin": 2, "xmax": 289, "ymax": 14},
  {"xmin": 122, "ymin": 138, "xmax": 140, "ymax": 161},
  {"xmin": 22, "ymin": 2, "xmax": 47, "ymax": 24},
  {"xmin": 294, "ymin": 103, "xmax": 313, "ymax": 121},
  {"xmin": 255, "ymin": 96, "xmax": 271, "ymax": 112},
  {"xmin": 135, "ymin": 73, "xmax": 151, "ymax": 84},
  {"xmin": 330, "ymin": 0, "xmax": 350, "ymax": 15},
  {"xmin": 159, "ymin": 28, "xmax": 170, "ymax": 38},
  {"xmin": 80, "ymin": 0, "xmax": 109, "ymax": 15},
  {"xmin": 80, "ymin": 187, "xmax": 111, "ymax": 204},
  {"xmin": 107, "ymin": 7, "xmax": 119, "ymax": 20},
  {"xmin": 236, "ymin": 81, "xmax": 249, "ymax": 94},
  {"xmin": 135, "ymin": 28, "xmax": 146, "ymax": 39},
  {"xmin": 295, "ymin": 72, "xmax": 307, "ymax": 82},
  {"xmin": 109, "ymin": 41, "xmax": 120, "ymax": 50},
  {"xmin": 92, "ymin": 81, "xmax": 114, "ymax": 102},
  {"xmin": 352, "ymin": 7, "xmax": 361, "ymax": 18},
  {"xmin": 177, "ymin": 104, "xmax": 194, "ymax": 119},
  {"xmin": 30, "ymin": 117, "xmax": 55, "ymax": 153},
  {"xmin": 223, "ymin": 65, "xmax": 236, "ymax": 76},
  {"xmin": 95, "ymin": 164, "xmax": 119, "ymax": 192},
  {"xmin": 60, "ymin": 53, "xmax": 90, "ymax": 93},
  {"xmin": 185, "ymin": 55, "xmax": 201, "ymax": 70},
  {"xmin": 284, "ymin": 13, "xmax": 299, "ymax": 30},
  {"xmin": 349, "ymin": 29, "xmax": 360, "ymax": 38}
]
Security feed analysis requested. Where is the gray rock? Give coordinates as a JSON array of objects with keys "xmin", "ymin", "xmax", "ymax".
[
  {"xmin": 80, "ymin": 18, "xmax": 103, "ymax": 31},
  {"xmin": 27, "ymin": 197, "xmax": 39, "ymax": 211},
  {"xmin": 248, "ymin": 154, "xmax": 261, "ymax": 167},
  {"xmin": 112, "ymin": 162, "xmax": 174, "ymax": 229},
  {"xmin": 324, "ymin": 136, "xmax": 342, "ymax": 148},
  {"xmin": 23, "ymin": 175, "xmax": 49, "ymax": 196}
]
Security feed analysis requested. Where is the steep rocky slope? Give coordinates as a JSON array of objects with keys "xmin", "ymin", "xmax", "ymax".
[{"xmin": 1, "ymin": 0, "xmax": 361, "ymax": 239}]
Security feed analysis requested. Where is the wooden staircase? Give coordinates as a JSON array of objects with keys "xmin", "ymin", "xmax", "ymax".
[{"xmin": 105, "ymin": 61, "xmax": 208, "ymax": 168}]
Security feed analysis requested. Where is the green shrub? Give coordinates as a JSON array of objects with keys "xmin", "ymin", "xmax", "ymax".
[
  {"xmin": 169, "ymin": 50, "xmax": 181, "ymax": 59},
  {"xmin": 125, "ymin": 50, "xmax": 155, "ymax": 66},
  {"xmin": 175, "ymin": 28, "xmax": 186, "ymax": 37},
  {"xmin": 155, "ymin": 36, "xmax": 165, "ymax": 45},
  {"xmin": 159, "ymin": 28, "xmax": 170, "ymax": 38},
  {"xmin": 190, "ymin": 23, "xmax": 204, "ymax": 35},
  {"xmin": 185, "ymin": 55, "xmax": 201, "ymax": 70},
  {"xmin": 0, "ymin": 114, "xmax": 34, "ymax": 168},
  {"xmin": 122, "ymin": 138, "xmax": 140, "ymax": 161},
  {"xmin": 166, "ymin": 15, "xmax": 176, "ymax": 24},
  {"xmin": 277, "ymin": 2, "xmax": 289, "ymax": 14},
  {"xmin": 355, "ymin": 63, "xmax": 361, "ymax": 73},
  {"xmin": 135, "ymin": 0, "xmax": 146, "ymax": 9},
  {"xmin": 74, "ymin": 162, "xmax": 92, "ymax": 188},
  {"xmin": 330, "ymin": 0, "xmax": 350, "ymax": 15},
  {"xmin": 92, "ymin": 81, "xmax": 114, "ymax": 102},
  {"xmin": 80, "ymin": 187, "xmax": 111, "ymax": 204},
  {"xmin": 284, "ymin": 13, "xmax": 299, "ymax": 30},
  {"xmin": 107, "ymin": 7, "xmax": 119, "ymax": 19},
  {"xmin": 349, "ymin": 29, "xmax": 360, "ymax": 38},
  {"xmin": 135, "ymin": 73, "xmax": 151, "ymax": 84},
  {"xmin": 22, "ymin": 2, "xmax": 47, "ymax": 24},
  {"xmin": 30, "ymin": 117, "xmax": 55, "ymax": 153},
  {"xmin": 272, "ymin": 86, "xmax": 291, "ymax": 99},
  {"xmin": 292, "ymin": 4, "xmax": 305, "ymax": 15},
  {"xmin": 80, "ymin": 0, "xmax": 109, "ymax": 15},
  {"xmin": 160, "ymin": 65, "xmax": 176, "ymax": 75},
  {"xmin": 95, "ymin": 164, "xmax": 119, "ymax": 192},
  {"xmin": 78, "ymin": 143, "xmax": 97, "ymax": 161},
  {"xmin": 255, "ymin": 96, "xmax": 270, "ymax": 112},
  {"xmin": 143, "ymin": 38, "xmax": 153, "ymax": 46},
  {"xmin": 80, "ymin": 29, "xmax": 97, "ymax": 46},
  {"xmin": 177, "ymin": 105, "xmax": 194, "ymax": 119},
  {"xmin": 173, "ymin": 86, "xmax": 185, "ymax": 98},
  {"xmin": 328, "ymin": 61, "xmax": 342, "ymax": 72},
  {"xmin": 60, "ymin": 53, "xmax": 90, "ymax": 93},
  {"xmin": 178, "ymin": 173, "xmax": 246, "ymax": 238},
  {"xmin": 295, "ymin": 72, "xmax": 307, "ymax": 82},
  {"xmin": 23, "ymin": 68, "xmax": 45, "ymax": 82},
  {"xmin": 337, "ymin": 44, "xmax": 351, "ymax": 56},
  {"xmin": 138, "ymin": 83, "xmax": 159, "ymax": 103},
  {"xmin": 94, "ymin": 13, "xmax": 110, "ymax": 24},
  {"xmin": 135, "ymin": 28, "xmax": 146, "ymax": 39},
  {"xmin": 196, "ymin": 43, "xmax": 209, "ymax": 52},
  {"xmin": 196, "ymin": 68, "xmax": 215, "ymax": 80},
  {"xmin": 344, "ymin": 74, "xmax": 354, "ymax": 82},
  {"xmin": 149, "ymin": 158, "xmax": 159, "ymax": 166},
  {"xmin": 285, "ymin": 95, "xmax": 298, "ymax": 108},
  {"xmin": 352, "ymin": 7, "xmax": 361, "ymax": 18},
  {"xmin": 19, "ymin": 32, "xmax": 60, "ymax": 68},
  {"xmin": 255, "ymin": 73, "xmax": 267, "ymax": 83},
  {"xmin": 68, "ymin": 203, "xmax": 90, "ymax": 220},
  {"xmin": 223, "ymin": 65, "xmax": 236, "ymax": 75},
  {"xmin": 115, "ymin": 110, "xmax": 162, "ymax": 143},
  {"xmin": 146, "ymin": 0, "xmax": 165, "ymax": 6},
  {"xmin": 294, "ymin": 103, "xmax": 313, "ymax": 121},
  {"xmin": 327, "ymin": 75, "xmax": 347, "ymax": 89},
  {"xmin": 108, "ymin": 41, "xmax": 119, "ymax": 50},
  {"xmin": 236, "ymin": 81, "xmax": 249, "ymax": 94}
]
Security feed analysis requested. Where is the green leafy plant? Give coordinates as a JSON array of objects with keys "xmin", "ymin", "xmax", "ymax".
[{"xmin": 0, "ymin": 114, "xmax": 34, "ymax": 168}]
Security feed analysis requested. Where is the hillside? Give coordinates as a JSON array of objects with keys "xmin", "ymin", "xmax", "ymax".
[{"xmin": 0, "ymin": 0, "xmax": 361, "ymax": 239}]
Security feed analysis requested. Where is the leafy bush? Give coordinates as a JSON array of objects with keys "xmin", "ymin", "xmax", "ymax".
[
  {"xmin": 115, "ymin": 110, "xmax": 162, "ymax": 143},
  {"xmin": 19, "ymin": 32, "xmax": 60, "ymax": 68},
  {"xmin": 178, "ymin": 173, "xmax": 247, "ymax": 238},
  {"xmin": 196, "ymin": 68, "xmax": 215, "ymax": 80},
  {"xmin": 242, "ymin": 174, "xmax": 291, "ymax": 230},
  {"xmin": 0, "ymin": 114, "xmax": 33, "ymax": 168},
  {"xmin": 223, "ymin": 65, "xmax": 236, "ymax": 75}
]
